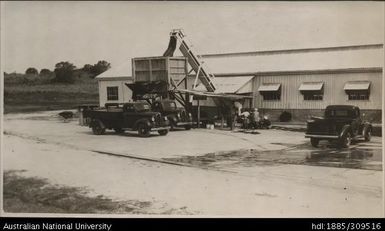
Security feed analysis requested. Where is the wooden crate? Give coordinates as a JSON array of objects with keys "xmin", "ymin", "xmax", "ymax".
[{"xmin": 132, "ymin": 56, "xmax": 188, "ymax": 84}]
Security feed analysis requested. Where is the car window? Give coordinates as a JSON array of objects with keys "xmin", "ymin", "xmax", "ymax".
[
  {"xmin": 326, "ymin": 109, "xmax": 354, "ymax": 118},
  {"xmin": 134, "ymin": 103, "xmax": 151, "ymax": 112},
  {"xmin": 124, "ymin": 104, "xmax": 134, "ymax": 112}
]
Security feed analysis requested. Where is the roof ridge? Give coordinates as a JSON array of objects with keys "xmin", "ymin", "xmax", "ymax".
[{"xmin": 201, "ymin": 43, "xmax": 384, "ymax": 58}]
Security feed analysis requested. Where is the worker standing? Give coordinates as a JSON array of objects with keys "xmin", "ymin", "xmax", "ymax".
[
  {"xmin": 250, "ymin": 108, "xmax": 260, "ymax": 129},
  {"xmin": 240, "ymin": 110, "xmax": 250, "ymax": 129}
]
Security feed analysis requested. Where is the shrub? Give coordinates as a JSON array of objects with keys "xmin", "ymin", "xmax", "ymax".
[{"xmin": 279, "ymin": 111, "xmax": 292, "ymax": 122}]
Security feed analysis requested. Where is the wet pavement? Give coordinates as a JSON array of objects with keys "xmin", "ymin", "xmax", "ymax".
[{"xmin": 164, "ymin": 137, "xmax": 382, "ymax": 171}]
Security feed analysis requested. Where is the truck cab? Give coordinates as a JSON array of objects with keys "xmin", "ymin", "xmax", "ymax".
[
  {"xmin": 151, "ymin": 100, "xmax": 193, "ymax": 130},
  {"xmin": 305, "ymin": 105, "xmax": 372, "ymax": 148}
]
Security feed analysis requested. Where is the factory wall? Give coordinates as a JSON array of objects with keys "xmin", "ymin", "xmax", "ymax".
[{"xmin": 252, "ymin": 71, "xmax": 382, "ymax": 122}]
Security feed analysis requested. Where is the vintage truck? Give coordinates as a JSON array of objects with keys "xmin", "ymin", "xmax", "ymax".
[
  {"xmin": 83, "ymin": 102, "xmax": 170, "ymax": 137},
  {"xmin": 305, "ymin": 105, "xmax": 372, "ymax": 148},
  {"xmin": 151, "ymin": 100, "xmax": 193, "ymax": 130}
]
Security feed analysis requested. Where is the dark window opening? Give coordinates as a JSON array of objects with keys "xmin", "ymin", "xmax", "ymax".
[
  {"xmin": 347, "ymin": 90, "xmax": 369, "ymax": 100},
  {"xmin": 302, "ymin": 90, "xmax": 324, "ymax": 101},
  {"xmin": 261, "ymin": 91, "xmax": 281, "ymax": 101},
  {"xmin": 107, "ymin": 86, "xmax": 119, "ymax": 101}
]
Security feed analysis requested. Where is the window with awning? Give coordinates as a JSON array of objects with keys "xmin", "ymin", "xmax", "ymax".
[
  {"xmin": 299, "ymin": 82, "xmax": 324, "ymax": 100},
  {"xmin": 344, "ymin": 81, "xmax": 371, "ymax": 100},
  {"xmin": 258, "ymin": 83, "xmax": 281, "ymax": 100}
]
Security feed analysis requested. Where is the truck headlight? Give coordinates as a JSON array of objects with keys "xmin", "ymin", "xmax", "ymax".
[
  {"xmin": 151, "ymin": 117, "xmax": 155, "ymax": 122},
  {"xmin": 188, "ymin": 113, "xmax": 192, "ymax": 117},
  {"xmin": 177, "ymin": 113, "xmax": 181, "ymax": 118},
  {"xmin": 164, "ymin": 117, "xmax": 168, "ymax": 121}
]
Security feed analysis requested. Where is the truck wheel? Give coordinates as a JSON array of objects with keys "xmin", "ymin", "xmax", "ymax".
[
  {"xmin": 158, "ymin": 129, "xmax": 168, "ymax": 136},
  {"xmin": 364, "ymin": 127, "xmax": 372, "ymax": 142},
  {"xmin": 339, "ymin": 132, "xmax": 352, "ymax": 148},
  {"xmin": 184, "ymin": 125, "xmax": 192, "ymax": 130},
  {"xmin": 310, "ymin": 138, "xmax": 319, "ymax": 147},
  {"xmin": 92, "ymin": 122, "xmax": 105, "ymax": 135},
  {"xmin": 114, "ymin": 128, "xmax": 124, "ymax": 134},
  {"xmin": 138, "ymin": 124, "xmax": 150, "ymax": 137}
]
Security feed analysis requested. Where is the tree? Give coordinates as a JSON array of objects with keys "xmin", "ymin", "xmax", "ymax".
[
  {"xmin": 39, "ymin": 68, "xmax": 52, "ymax": 76},
  {"xmin": 82, "ymin": 64, "xmax": 93, "ymax": 73},
  {"xmin": 25, "ymin": 67, "xmax": 38, "ymax": 75},
  {"xmin": 90, "ymin": 60, "xmax": 111, "ymax": 77},
  {"xmin": 54, "ymin": 62, "xmax": 76, "ymax": 83}
]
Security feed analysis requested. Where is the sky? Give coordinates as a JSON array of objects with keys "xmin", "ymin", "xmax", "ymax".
[{"xmin": 1, "ymin": 1, "xmax": 384, "ymax": 73}]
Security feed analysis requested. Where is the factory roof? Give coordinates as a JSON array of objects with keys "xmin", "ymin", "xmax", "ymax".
[
  {"xmin": 96, "ymin": 44, "xmax": 383, "ymax": 79},
  {"xmin": 201, "ymin": 44, "xmax": 383, "ymax": 76}
]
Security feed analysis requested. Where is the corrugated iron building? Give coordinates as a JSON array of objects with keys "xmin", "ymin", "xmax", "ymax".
[{"xmin": 198, "ymin": 44, "xmax": 383, "ymax": 122}]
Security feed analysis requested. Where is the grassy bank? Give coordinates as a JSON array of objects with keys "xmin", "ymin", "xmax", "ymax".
[
  {"xmin": 3, "ymin": 170, "xmax": 153, "ymax": 214},
  {"xmin": 4, "ymin": 82, "xmax": 99, "ymax": 114}
]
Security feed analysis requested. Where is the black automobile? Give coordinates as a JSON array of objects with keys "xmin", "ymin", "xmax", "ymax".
[
  {"xmin": 151, "ymin": 100, "xmax": 193, "ymax": 130},
  {"xmin": 305, "ymin": 105, "xmax": 372, "ymax": 148}
]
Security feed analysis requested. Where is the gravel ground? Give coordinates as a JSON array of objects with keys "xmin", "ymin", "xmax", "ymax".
[{"xmin": 2, "ymin": 111, "xmax": 384, "ymax": 217}]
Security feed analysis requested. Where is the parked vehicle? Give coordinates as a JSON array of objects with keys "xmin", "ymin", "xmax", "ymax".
[
  {"xmin": 305, "ymin": 105, "xmax": 372, "ymax": 148},
  {"xmin": 238, "ymin": 110, "xmax": 271, "ymax": 129},
  {"xmin": 83, "ymin": 102, "xmax": 170, "ymax": 137},
  {"xmin": 151, "ymin": 100, "xmax": 193, "ymax": 130}
]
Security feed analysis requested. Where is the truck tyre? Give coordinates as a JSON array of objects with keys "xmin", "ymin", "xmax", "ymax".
[
  {"xmin": 184, "ymin": 125, "xmax": 192, "ymax": 130},
  {"xmin": 92, "ymin": 121, "xmax": 105, "ymax": 135},
  {"xmin": 114, "ymin": 128, "xmax": 124, "ymax": 134},
  {"xmin": 310, "ymin": 138, "xmax": 319, "ymax": 147},
  {"xmin": 158, "ymin": 129, "xmax": 168, "ymax": 136},
  {"xmin": 364, "ymin": 127, "xmax": 372, "ymax": 142},
  {"xmin": 138, "ymin": 123, "xmax": 150, "ymax": 137},
  {"xmin": 339, "ymin": 132, "xmax": 352, "ymax": 148}
]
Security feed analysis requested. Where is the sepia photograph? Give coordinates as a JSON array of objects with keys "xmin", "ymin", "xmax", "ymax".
[{"xmin": 1, "ymin": 1, "xmax": 384, "ymax": 218}]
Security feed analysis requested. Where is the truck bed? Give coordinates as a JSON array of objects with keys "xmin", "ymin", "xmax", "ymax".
[{"xmin": 83, "ymin": 109, "xmax": 124, "ymax": 128}]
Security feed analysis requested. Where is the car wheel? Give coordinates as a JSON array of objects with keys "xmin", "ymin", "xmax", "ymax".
[
  {"xmin": 138, "ymin": 124, "xmax": 150, "ymax": 137},
  {"xmin": 114, "ymin": 128, "xmax": 124, "ymax": 134},
  {"xmin": 364, "ymin": 127, "xmax": 372, "ymax": 142},
  {"xmin": 310, "ymin": 138, "xmax": 319, "ymax": 147},
  {"xmin": 158, "ymin": 129, "xmax": 168, "ymax": 136},
  {"xmin": 339, "ymin": 132, "xmax": 352, "ymax": 148},
  {"xmin": 184, "ymin": 125, "xmax": 192, "ymax": 130},
  {"xmin": 92, "ymin": 121, "xmax": 105, "ymax": 135}
]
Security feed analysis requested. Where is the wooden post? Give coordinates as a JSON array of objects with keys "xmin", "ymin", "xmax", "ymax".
[
  {"xmin": 221, "ymin": 114, "xmax": 224, "ymax": 129},
  {"xmin": 197, "ymin": 99, "xmax": 200, "ymax": 128}
]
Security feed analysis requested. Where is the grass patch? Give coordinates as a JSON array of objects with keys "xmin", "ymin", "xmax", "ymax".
[
  {"xmin": 4, "ymin": 81, "xmax": 99, "ymax": 114},
  {"xmin": 3, "ymin": 170, "xmax": 153, "ymax": 214}
]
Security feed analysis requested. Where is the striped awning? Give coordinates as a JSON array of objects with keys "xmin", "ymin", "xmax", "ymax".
[
  {"xmin": 299, "ymin": 82, "xmax": 324, "ymax": 91},
  {"xmin": 344, "ymin": 81, "xmax": 371, "ymax": 90},
  {"xmin": 258, "ymin": 83, "xmax": 281, "ymax": 92}
]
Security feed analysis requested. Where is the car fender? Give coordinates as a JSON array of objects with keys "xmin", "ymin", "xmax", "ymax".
[
  {"xmin": 362, "ymin": 123, "xmax": 372, "ymax": 135},
  {"xmin": 340, "ymin": 125, "xmax": 351, "ymax": 138},
  {"xmin": 133, "ymin": 119, "xmax": 151, "ymax": 130},
  {"xmin": 168, "ymin": 115, "xmax": 178, "ymax": 123}
]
